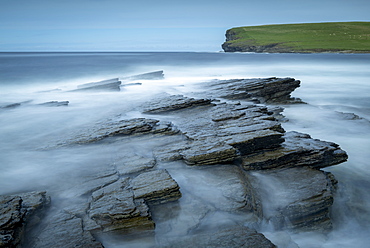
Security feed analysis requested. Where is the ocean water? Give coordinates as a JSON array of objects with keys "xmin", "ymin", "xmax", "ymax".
[{"xmin": 0, "ymin": 52, "xmax": 369, "ymax": 247}]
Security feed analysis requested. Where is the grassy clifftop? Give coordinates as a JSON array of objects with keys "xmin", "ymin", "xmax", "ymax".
[{"xmin": 222, "ymin": 22, "xmax": 370, "ymax": 53}]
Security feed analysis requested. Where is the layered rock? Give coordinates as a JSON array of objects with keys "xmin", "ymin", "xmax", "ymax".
[
  {"xmin": 197, "ymin": 77, "xmax": 303, "ymax": 104},
  {"xmin": 75, "ymin": 78, "xmax": 122, "ymax": 92},
  {"xmin": 63, "ymin": 118, "xmax": 179, "ymax": 145},
  {"xmin": 242, "ymin": 131, "xmax": 348, "ymax": 170},
  {"xmin": 0, "ymin": 191, "xmax": 50, "ymax": 248},
  {"xmin": 38, "ymin": 101, "xmax": 69, "ymax": 107},
  {"xmin": 130, "ymin": 169, "xmax": 182, "ymax": 205},
  {"xmin": 1, "ymin": 76, "xmax": 350, "ymax": 247},
  {"xmin": 249, "ymin": 167, "xmax": 336, "ymax": 230},
  {"xmin": 87, "ymin": 178, "xmax": 155, "ymax": 233},
  {"xmin": 28, "ymin": 211, "xmax": 103, "ymax": 248},
  {"xmin": 121, "ymin": 70, "xmax": 164, "ymax": 81},
  {"xmin": 158, "ymin": 226, "xmax": 276, "ymax": 248},
  {"xmin": 142, "ymin": 94, "xmax": 214, "ymax": 114}
]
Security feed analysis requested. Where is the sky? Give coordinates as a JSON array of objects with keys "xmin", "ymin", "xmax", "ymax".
[{"xmin": 0, "ymin": 0, "xmax": 369, "ymax": 52}]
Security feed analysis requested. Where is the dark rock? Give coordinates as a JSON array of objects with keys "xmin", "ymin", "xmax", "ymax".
[
  {"xmin": 337, "ymin": 111, "xmax": 363, "ymax": 120},
  {"xmin": 199, "ymin": 77, "xmax": 303, "ymax": 104},
  {"xmin": 0, "ymin": 103, "xmax": 21, "ymax": 109},
  {"xmin": 146, "ymin": 99, "xmax": 285, "ymax": 165},
  {"xmin": 142, "ymin": 94, "xmax": 214, "ymax": 114},
  {"xmin": 130, "ymin": 169, "xmax": 182, "ymax": 205},
  {"xmin": 158, "ymin": 225, "xmax": 276, "ymax": 248},
  {"xmin": 38, "ymin": 101, "xmax": 69, "ymax": 107},
  {"xmin": 0, "ymin": 191, "xmax": 50, "ymax": 248},
  {"xmin": 121, "ymin": 70, "xmax": 164, "ymax": 81},
  {"xmin": 68, "ymin": 118, "xmax": 179, "ymax": 144},
  {"xmin": 28, "ymin": 211, "xmax": 103, "ymax": 248},
  {"xmin": 242, "ymin": 131, "xmax": 348, "ymax": 170},
  {"xmin": 75, "ymin": 78, "xmax": 121, "ymax": 92},
  {"xmin": 249, "ymin": 167, "xmax": 336, "ymax": 231},
  {"xmin": 0, "ymin": 100, "xmax": 32, "ymax": 110}
]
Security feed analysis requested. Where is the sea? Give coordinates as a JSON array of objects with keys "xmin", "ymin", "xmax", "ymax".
[{"xmin": 1, "ymin": 52, "xmax": 369, "ymax": 247}]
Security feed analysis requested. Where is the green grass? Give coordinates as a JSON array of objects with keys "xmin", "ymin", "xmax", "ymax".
[{"xmin": 223, "ymin": 22, "xmax": 370, "ymax": 53}]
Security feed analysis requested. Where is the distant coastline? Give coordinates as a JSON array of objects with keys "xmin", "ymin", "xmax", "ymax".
[{"xmin": 222, "ymin": 22, "xmax": 370, "ymax": 54}]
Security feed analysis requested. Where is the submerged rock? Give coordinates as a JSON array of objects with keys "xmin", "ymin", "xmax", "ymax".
[
  {"xmin": 38, "ymin": 101, "xmax": 69, "ymax": 107},
  {"xmin": 0, "ymin": 191, "xmax": 50, "ymax": 248},
  {"xmin": 75, "ymin": 78, "xmax": 122, "ymax": 92},
  {"xmin": 158, "ymin": 225, "xmax": 276, "ymax": 248},
  {"xmin": 121, "ymin": 70, "xmax": 164, "ymax": 81},
  {"xmin": 28, "ymin": 211, "xmax": 103, "ymax": 248},
  {"xmin": 249, "ymin": 167, "xmax": 336, "ymax": 231},
  {"xmin": 67, "ymin": 118, "xmax": 179, "ymax": 145}
]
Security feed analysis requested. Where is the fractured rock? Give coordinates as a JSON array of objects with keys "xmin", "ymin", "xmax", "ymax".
[
  {"xmin": 131, "ymin": 169, "xmax": 182, "ymax": 205},
  {"xmin": 115, "ymin": 154, "xmax": 156, "ymax": 175},
  {"xmin": 142, "ymin": 94, "xmax": 214, "ymax": 114},
  {"xmin": 200, "ymin": 77, "xmax": 303, "ymax": 104},
  {"xmin": 70, "ymin": 118, "xmax": 179, "ymax": 144},
  {"xmin": 144, "ymin": 99, "xmax": 285, "ymax": 165},
  {"xmin": 88, "ymin": 178, "xmax": 154, "ymax": 233},
  {"xmin": 28, "ymin": 211, "xmax": 103, "ymax": 248},
  {"xmin": 242, "ymin": 131, "xmax": 348, "ymax": 170},
  {"xmin": 249, "ymin": 167, "xmax": 336, "ymax": 231},
  {"xmin": 0, "ymin": 191, "xmax": 50, "ymax": 248}
]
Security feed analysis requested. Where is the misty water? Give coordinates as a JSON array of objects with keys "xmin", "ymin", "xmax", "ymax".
[{"xmin": 0, "ymin": 52, "xmax": 369, "ymax": 247}]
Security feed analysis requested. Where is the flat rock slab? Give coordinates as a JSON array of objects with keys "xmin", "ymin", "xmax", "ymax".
[
  {"xmin": 0, "ymin": 191, "xmax": 50, "ymax": 248},
  {"xmin": 115, "ymin": 154, "xmax": 156, "ymax": 175},
  {"xmin": 63, "ymin": 118, "xmax": 179, "ymax": 145},
  {"xmin": 158, "ymin": 226, "xmax": 276, "ymax": 248},
  {"xmin": 28, "ymin": 211, "xmax": 103, "ymax": 248},
  {"xmin": 121, "ymin": 70, "xmax": 164, "ymax": 81},
  {"xmin": 142, "ymin": 94, "xmax": 214, "ymax": 114},
  {"xmin": 74, "ymin": 78, "xmax": 122, "ymax": 92},
  {"xmin": 88, "ymin": 178, "xmax": 154, "ymax": 233},
  {"xmin": 131, "ymin": 169, "xmax": 182, "ymax": 205},
  {"xmin": 242, "ymin": 131, "xmax": 348, "ymax": 170},
  {"xmin": 199, "ymin": 77, "xmax": 303, "ymax": 104}
]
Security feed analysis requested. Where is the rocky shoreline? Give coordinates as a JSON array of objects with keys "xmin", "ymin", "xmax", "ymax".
[{"xmin": 0, "ymin": 76, "xmax": 348, "ymax": 247}]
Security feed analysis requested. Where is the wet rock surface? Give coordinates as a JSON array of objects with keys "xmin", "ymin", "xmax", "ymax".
[
  {"xmin": 0, "ymin": 76, "xmax": 349, "ymax": 247},
  {"xmin": 0, "ymin": 191, "xmax": 50, "ymax": 248},
  {"xmin": 158, "ymin": 225, "xmax": 276, "ymax": 248},
  {"xmin": 75, "ymin": 78, "xmax": 122, "ymax": 92},
  {"xmin": 131, "ymin": 169, "xmax": 182, "ymax": 205},
  {"xmin": 249, "ymin": 167, "xmax": 336, "ymax": 231},
  {"xmin": 196, "ymin": 77, "xmax": 304, "ymax": 104}
]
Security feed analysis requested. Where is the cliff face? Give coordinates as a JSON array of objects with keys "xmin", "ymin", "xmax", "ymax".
[{"xmin": 222, "ymin": 29, "xmax": 294, "ymax": 53}]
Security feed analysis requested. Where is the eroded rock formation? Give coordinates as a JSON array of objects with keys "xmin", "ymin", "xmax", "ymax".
[{"xmin": 0, "ymin": 76, "xmax": 348, "ymax": 247}]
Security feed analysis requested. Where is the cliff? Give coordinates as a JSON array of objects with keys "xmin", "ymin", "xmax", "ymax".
[{"xmin": 222, "ymin": 22, "xmax": 370, "ymax": 53}]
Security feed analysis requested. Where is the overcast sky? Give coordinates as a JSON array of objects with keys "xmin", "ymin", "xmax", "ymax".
[{"xmin": 0, "ymin": 0, "xmax": 369, "ymax": 51}]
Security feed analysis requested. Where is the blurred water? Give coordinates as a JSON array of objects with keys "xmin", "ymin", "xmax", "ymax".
[{"xmin": 0, "ymin": 52, "xmax": 369, "ymax": 247}]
